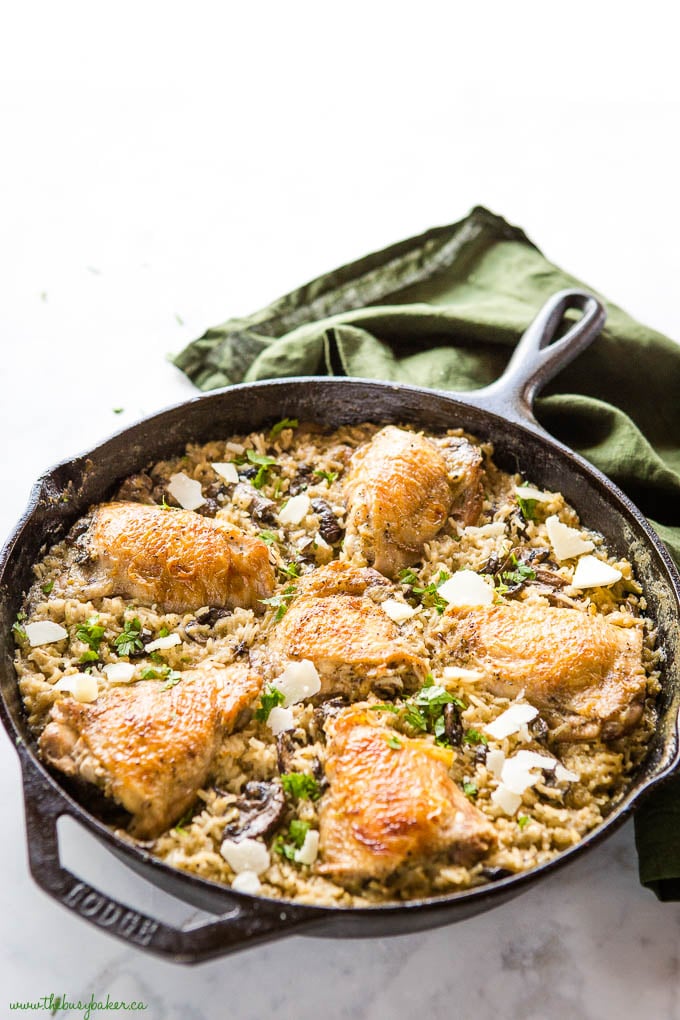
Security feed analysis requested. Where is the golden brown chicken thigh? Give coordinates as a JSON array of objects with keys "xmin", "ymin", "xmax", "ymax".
[
  {"xmin": 71, "ymin": 501, "xmax": 275, "ymax": 614},
  {"xmin": 443, "ymin": 603, "xmax": 646, "ymax": 741},
  {"xmin": 343, "ymin": 426, "xmax": 483, "ymax": 577},
  {"xmin": 269, "ymin": 563, "xmax": 427, "ymax": 699},
  {"xmin": 318, "ymin": 707, "xmax": 496, "ymax": 883},
  {"xmin": 39, "ymin": 661, "xmax": 262, "ymax": 837}
]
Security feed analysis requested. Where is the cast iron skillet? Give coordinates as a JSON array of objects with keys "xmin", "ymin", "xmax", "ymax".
[{"xmin": 1, "ymin": 290, "xmax": 679, "ymax": 964}]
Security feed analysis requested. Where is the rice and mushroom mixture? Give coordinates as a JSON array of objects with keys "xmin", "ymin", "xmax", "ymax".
[{"xmin": 13, "ymin": 420, "xmax": 660, "ymax": 906}]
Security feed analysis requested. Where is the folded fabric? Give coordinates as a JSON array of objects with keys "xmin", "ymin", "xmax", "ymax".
[{"xmin": 174, "ymin": 205, "xmax": 680, "ymax": 899}]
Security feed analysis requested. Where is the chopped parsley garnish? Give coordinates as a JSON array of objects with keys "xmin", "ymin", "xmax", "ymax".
[
  {"xmin": 279, "ymin": 561, "xmax": 301, "ymax": 579},
  {"xmin": 517, "ymin": 815, "xmax": 530, "ymax": 829},
  {"xmin": 281, "ymin": 772, "xmax": 321, "ymax": 801},
  {"xmin": 463, "ymin": 782, "xmax": 478, "ymax": 798},
  {"xmin": 398, "ymin": 568, "xmax": 451, "ymax": 614},
  {"xmin": 254, "ymin": 684, "xmax": 286, "ymax": 722},
  {"xmin": 259, "ymin": 530, "xmax": 279, "ymax": 546},
  {"xmin": 260, "ymin": 584, "xmax": 297, "ymax": 621},
  {"xmin": 462, "ymin": 728, "xmax": 488, "ymax": 746},
  {"xmin": 516, "ymin": 484, "xmax": 538, "ymax": 521},
  {"xmin": 12, "ymin": 612, "xmax": 27, "ymax": 642},
  {"xmin": 387, "ymin": 734, "xmax": 402, "ymax": 750},
  {"xmin": 493, "ymin": 552, "xmax": 537, "ymax": 595},
  {"xmin": 269, "ymin": 418, "xmax": 299, "ymax": 439},
  {"xmin": 158, "ymin": 626, "xmax": 169, "ymax": 638},
  {"xmin": 273, "ymin": 819, "xmax": 310, "ymax": 860},
  {"xmin": 114, "ymin": 617, "xmax": 144, "ymax": 657},
  {"xmin": 369, "ymin": 703, "xmax": 399, "ymax": 713},
  {"xmin": 312, "ymin": 469, "xmax": 338, "ymax": 485},
  {"xmin": 79, "ymin": 649, "xmax": 99, "ymax": 664},
  {"xmin": 41, "ymin": 580, "xmax": 54, "ymax": 595},
  {"xmin": 246, "ymin": 449, "xmax": 277, "ymax": 489},
  {"xmin": 76, "ymin": 615, "xmax": 106, "ymax": 652},
  {"xmin": 140, "ymin": 664, "xmax": 181, "ymax": 685}
]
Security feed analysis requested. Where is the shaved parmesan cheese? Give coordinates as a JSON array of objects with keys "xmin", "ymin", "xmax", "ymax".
[
  {"xmin": 545, "ymin": 515, "xmax": 594, "ymax": 561},
  {"xmin": 231, "ymin": 870, "xmax": 262, "ymax": 894},
  {"xmin": 381, "ymin": 599, "xmax": 418, "ymax": 624},
  {"xmin": 278, "ymin": 494, "xmax": 310, "ymax": 526},
  {"xmin": 513, "ymin": 484, "xmax": 554, "ymax": 503},
  {"xmin": 54, "ymin": 673, "xmax": 98, "ymax": 703},
  {"xmin": 220, "ymin": 838, "xmax": 270, "ymax": 875},
  {"xmin": 211, "ymin": 462, "xmax": 239, "ymax": 484},
  {"xmin": 491, "ymin": 786, "xmax": 522, "ymax": 815},
  {"xmin": 555, "ymin": 763, "xmax": 579, "ymax": 783},
  {"xmin": 145, "ymin": 632, "xmax": 181, "ymax": 652},
  {"xmin": 501, "ymin": 751, "xmax": 553, "ymax": 794},
  {"xmin": 464, "ymin": 521, "xmax": 507, "ymax": 538},
  {"xmin": 267, "ymin": 706, "xmax": 295, "ymax": 735},
  {"xmin": 438, "ymin": 570, "xmax": 494, "ymax": 607},
  {"xmin": 486, "ymin": 748, "xmax": 506, "ymax": 778},
  {"xmin": 314, "ymin": 532, "xmax": 330, "ymax": 550},
  {"xmin": 25, "ymin": 621, "xmax": 68, "ymax": 646},
  {"xmin": 273, "ymin": 659, "xmax": 321, "ymax": 706},
  {"xmin": 485, "ymin": 703, "xmax": 538, "ymax": 740},
  {"xmin": 443, "ymin": 666, "xmax": 486, "ymax": 683},
  {"xmin": 103, "ymin": 662, "xmax": 136, "ymax": 684},
  {"xmin": 296, "ymin": 536, "xmax": 314, "ymax": 551},
  {"xmin": 294, "ymin": 829, "xmax": 320, "ymax": 866},
  {"xmin": 572, "ymin": 555, "xmax": 622, "ymax": 589},
  {"xmin": 225, "ymin": 441, "xmax": 245, "ymax": 455},
  {"xmin": 167, "ymin": 472, "xmax": 206, "ymax": 511}
]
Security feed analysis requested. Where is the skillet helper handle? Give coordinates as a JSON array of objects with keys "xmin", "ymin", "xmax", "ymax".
[
  {"xmin": 20, "ymin": 756, "xmax": 317, "ymax": 964},
  {"xmin": 467, "ymin": 289, "xmax": 606, "ymax": 428}
]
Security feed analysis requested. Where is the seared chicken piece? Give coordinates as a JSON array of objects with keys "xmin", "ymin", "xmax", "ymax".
[
  {"xmin": 443, "ymin": 603, "xmax": 646, "ymax": 741},
  {"xmin": 71, "ymin": 501, "xmax": 275, "ymax": 614},
  {"xmin": 39, "ymin": 661, "xmax": 262, "ymax": 837},
  {"xmin": 270, "ymin": 564, "xmax": 427, "ymax": 699},
  {"xmin": 343, "ymin": 426, "xmax": 483, "ymax": 577},
  {"xmin": 319, "ymin": 707, "xmax": 496, "ymax": 883}
]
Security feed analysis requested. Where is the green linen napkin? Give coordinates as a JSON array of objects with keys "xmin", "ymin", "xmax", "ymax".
[{"xmin": 174, "ymin": 206, "xmax": 680, "ymax": 898}]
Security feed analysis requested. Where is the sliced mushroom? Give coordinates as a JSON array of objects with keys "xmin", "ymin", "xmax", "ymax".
[
  {"xmin": 233, "ymin": 483, "xmax": 277, "ymax": 523},
  {"xmin": 443, "ymin": 702, "xmax": 463, "ymax": 746},
  {"xmin": 310, "ymin": 498, "xmax": 344, "ymax": 545},
  {"xmin": 222, "ymin": 780, "xmax": 286, "ymax": 842}
]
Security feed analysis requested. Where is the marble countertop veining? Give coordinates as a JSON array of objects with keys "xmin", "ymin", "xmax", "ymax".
[{"xmin": 2, "ymin": 26, "xmax": 680, "ymax": 1017}]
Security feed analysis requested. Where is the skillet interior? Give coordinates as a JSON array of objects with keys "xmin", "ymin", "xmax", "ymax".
[{"xmin": 1, "ymin": 377, "xmax": 679, "ymax": 954}]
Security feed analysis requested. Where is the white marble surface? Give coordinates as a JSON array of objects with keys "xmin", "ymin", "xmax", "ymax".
[{"xmin": 2, "ymin": 5, "xmax": 680, "ymax": 1017}]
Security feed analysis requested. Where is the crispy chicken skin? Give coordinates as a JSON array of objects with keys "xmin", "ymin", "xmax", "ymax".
[
  {"xmin": 39, "ymin": 661, "xmax": 262, "ymax": 838},
  {"xmin": 443, "ymin": 603, "xmax": 646, "ymax": 741},
  {"xmin": 343, "ymin": 426, "xmax": 483, "ymax": 577},
  {"xmin": 318, "ymin": 708, "xmax": 496, "ymax": 883},
  {"xmin": 270, "ymin": 564, "xmax": 427, "ymax": 698},
  {"xmin": 72, "ymin": 501, "xmax": 275, "ymax": 614}
]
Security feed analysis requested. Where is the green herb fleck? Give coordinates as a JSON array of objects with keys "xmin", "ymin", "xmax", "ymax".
[
  {"xmin": 247, "ymin": 449, "xmax": 277, "ymax": 489},
  {"xmin": 462, "ymin": 728, "xmax": 488, "ymax": 746},
  {"xmin": 41, "ymin": 580, "xmax": 54, "ymax": 595},
  {"xmin": 79, "ymin": 649, "xmax": 99, "ymax": 664},
  {"xmin": 112, "ymin": 407, "xmax": 124, "ymax": 415},
  {"xmin": 398, "ymin": 568, "xmax": 451, "ymax": 614},
  {"xmin": 517, "ymin": 814, "xmax": 530, "ymax": 829},
  {"xmin": 76, "ymin": 615, "xmax": 106, "ymax": 652},
  {"xmin": 281, "ymin": 772, "xmax": 321, "ymax": 801},
  {"xmin": 279, "ymin": 561, "xmax": 301, "ymax": 579},
  {"xmin": 254, "ymin": 684, "xmax": 286, "ymax": 722},
  {"xmin": 273, "ymin": 818, "xmax": 311, "ymax": 860},
  {"xmin": 517, "ymin": 488, "xmax": 538, "ymax": 520},
  {"xmin": 12, "ymin": 615, "xmax": 27, "ymax": 642},
  {"xmin": 312, "ymin": 469, "xmax": 338, "ymax": 485},
  {"xmin": 387, "ymin": 734, "xmax": 402, "ymax": 750},
  {"xmin": 114, "ymin": 617, "xmax": 144, "ymax": 657},
  {"xmin": 259, "ymin": 530, "xmax": 279, "ymax": 546},
  {"xmin": 269, "ymin": 418, "xmax": 299, "ymax": 439},
  {"xmin": 158, "ymin": 626, "xmax": 169, "ymax": 638},
  {"xmin": 463, "ymin": 781, "xmax": 478, "ymax": 798},
  {"xmin": 162, "ymin": 673, "xmax": 182, "ymax": 691},
  {"xmin": 140, "ymin": 664, "xmax": 177, "ymax": 681},
  {"xmin": 259, "ymin": 584, "xmax": 297, "ymax": 621},
  {"xmin": 369, "ymin": 703, "xmax": 400, "ymax": 714}
]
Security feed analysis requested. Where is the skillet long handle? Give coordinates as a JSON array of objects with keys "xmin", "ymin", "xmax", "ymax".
[
  {"xmin": 464, "ymin": 289, "xmax": 606, "ymax": 428},
  {"xmin": 20, "ymin": 753, "xmax": 318, "ymax": 964}
]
